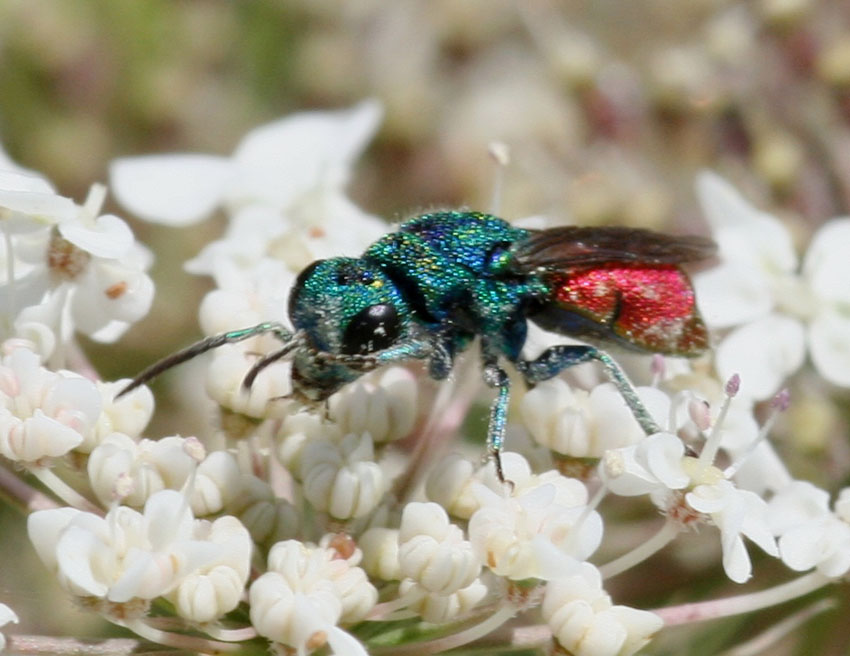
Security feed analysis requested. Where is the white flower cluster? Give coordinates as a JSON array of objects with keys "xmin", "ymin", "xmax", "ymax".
[
  {"xmin": 695, "ymin": 172, "xmax": 850, "ymax": 399},
  {"xmin": 0, "ymin": 161, "xmax": 153, "ymax": 354},
  {"xmin": 29, "ymin": 489, "xmax": 251, "ymax": 622},
  {"xmin": 110, "ymin": 100, "xmax": 389, "ymax": 417},
  {"xmin": 6, "ymin": 101, "xmax": 850, "ymax": 656}
]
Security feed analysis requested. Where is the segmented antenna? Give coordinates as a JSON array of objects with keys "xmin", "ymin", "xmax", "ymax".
[{"xmin": 116, "ymin": 322, "xmax": 297, "ymax": 398}]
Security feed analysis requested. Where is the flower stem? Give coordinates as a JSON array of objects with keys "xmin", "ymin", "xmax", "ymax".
[
  {"xmin": 653, "ymin": 571, "xmax": 831, "ymax": 625},
  {"xmin": 372, "ymin": 601, "xmax": 517, "ymax": 655},
  {"xmin": 200, "ymin": 625, "xmax": 258, "ymax": 642},
  {"xmin": 27, "ymin": 465, "xmax": 102, "ymax": 513},
  {"xmin": 0, "ymin": 463, "xmax": 60, "ymax": 512},
  {"xmin": 719, "ymin": 598, "xmax": 835, "ymax": 656},
  {"xmin": 117, "ymin": 618, "xmax": 241, "ymax": 652},
  {"xmin": 8, "ymin": 635, "xmax": 141, "ymax": 656},
  {"xmin": 599, "ymin": 519, "xmax": 680, "ymax": 579}
]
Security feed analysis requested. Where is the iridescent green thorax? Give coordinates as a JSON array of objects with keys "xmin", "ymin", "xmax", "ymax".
[{"xmin": 364, "ymin": 211, "xmax": 548, "ymax": 358}]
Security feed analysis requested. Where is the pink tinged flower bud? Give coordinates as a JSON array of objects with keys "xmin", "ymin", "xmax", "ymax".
[
  {"xmin": 688, "ymin": 398, "xmax": 712, "ymax": 431},
  {"xmin": 0, "ymin": 349, "xmax": 101, "ymax": 462},
  {"xmin": 113, "ymin": 472, "xmax": 135, "ymax": 501},
  {"xmin": 650, "ymin": 353, "xmax": 666, "ymax": 379},
  {"xmin": 183, "ymin": 436, "xmax": 206, "ymax": 462}
]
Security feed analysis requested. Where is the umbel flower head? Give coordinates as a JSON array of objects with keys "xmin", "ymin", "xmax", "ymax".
[
  {"xmin": 249, "ymin": 539, "xmax": 377, "ymax": 656},
  {"xmin": 27, "ymin": 489, "xmax": 251, "ymax": 622},
  {"xmin": 0, "ymin": 347, "xmax": 101, "ymax": 463},
  {"xmin": 695, "ymin": 171, "xmax": 850, "ymax": 398},
  {"xmin": 9, "ymin": 94, "xmax": 849, "ymax": 656},
  {"xmin": 0, "ymin": 152, "xmax": 154, "ymax": 352}
]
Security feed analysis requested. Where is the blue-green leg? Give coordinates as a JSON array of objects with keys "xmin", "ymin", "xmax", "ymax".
[
  {"xmin": 518, "ymin": 345, "xmax": 660, "ymax": 435},
  {"xmin": 481, "ymin": 346, "xmax": 510, "ymax": 483},
  {"xmin": 314, "ymin": 336, "xmax": 448, "ymax": 373}
]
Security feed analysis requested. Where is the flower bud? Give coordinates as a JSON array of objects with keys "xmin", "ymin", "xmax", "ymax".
[
  {"xmin": 359, "ymin": 527, "xmax": 401, "ymax": 581},
  {"xmin": 205, "ymin": 345, "xmax": 292, "ymax": 419},
  {"xmin": 398, "ymin": 502, "xmax": 480, "ymax": 595},
  {"xmin": 329, "ymin": 366, "xmax": 418, "ymax": 442},
  {"xmin": 542, "ymin": 563, "xmax": 663, "ymax": 656},
  {"xmin": 399, "ymin": 578, "xmax": 488, "ymax": 624},
  {"xmin": 301, "ymin": 432, "xmax": 387, "ymax": 520}
]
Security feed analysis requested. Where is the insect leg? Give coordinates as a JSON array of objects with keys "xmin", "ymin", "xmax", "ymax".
[
  {"xmin": 315, "ymin": 337, "xmax": 435, "ymax": 372},
  {"xmin": 117, "ymin": 322, "xmax": 296, "ymax": 398},
  {"xmin": 481, "ymin": 350, "xmax": 510, "ymax": 484},
  {"xmin": 517, "ymin": 345, "xmax": 661, "ymax": 435}
]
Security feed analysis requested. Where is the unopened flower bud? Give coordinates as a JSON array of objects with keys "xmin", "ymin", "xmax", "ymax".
[
  {"xmin": 301, "ymin": 432, "xmax": 387, "ymax": 520},
  {"xmin": 542, "ymin": 563, "xmax": 663, "ymax": 656},
  {"xmin": 329, "ymin": 366, "xmax": 418, "ymax": 442},
  {"xmin": 360, "ymin": 528, "xmax": 401, "ymax": 581},
  {"xmin": 398, "ymin": 502, "xmax": 481, "ymax": 595},
  {"xmin": 399, "ymin": 578, "xmax": 488, "ymax": 624}
]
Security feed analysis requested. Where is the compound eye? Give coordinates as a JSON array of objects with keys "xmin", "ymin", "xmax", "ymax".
[{"xmin": 341, "ymin": 304, "xmax": 400, "ymax": 355}]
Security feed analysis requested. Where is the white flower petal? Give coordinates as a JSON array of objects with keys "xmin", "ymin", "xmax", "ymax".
[
  {"xmin": 715, "ymin": 314, "xmax": 805, "ymax": 400},
  {"xmin": 0, "ymin": 602, "xmax": 18, "ymax": 627},
  {"xmin": 109, "ymin": 154, "xmax": 231, "ymax": 226},
  {"xmin": 642, "ymin": 433, "xmax": 689, "ymax": 489},
  {"xmin": 694, "ymin": 261, "xmax": 772, "ymax": 328},
  {"xmin": 803, "ymin": 218, "xmax": 850, "ymax": 304},
  {"xmin": 27, "ymin": 507, "xmax": 80, "ymax": 570},
  {"xmin": 696, "ymin": 172, "xmax": 797, "ymax": 272},
  {"xmin": 55, "ymin": 524, "xmax": 111, "ymax": 597},
  {"xmin": 778, "ymin": 525, "xmax": 824, "ymax": 572},
  {"xmin": 144, "ymin": 489, "xmax": 194, "ymax": 549},
  {"xmin": 230, "ymin": 100, "xmax": 382, "ymax": 209},
  {"xmin": 721, "ymin": 533, "xmax": 751, "ymax": 583},
  {"xmin": 70, "ymin": 260, "xmax": 154, "ymax": 339},
  {"xmin": 59, "ymin": 214, "xmax": 133, "ymax": 258},
  {"xmin": 0, "ymin": 187, "xmax": 77, "ymax": 227},
  {"xmin": 0, "ymin": 167, "xmax": 54, "ymax": 193},
  {"xmin": 808, "ymin": 310, "xmax": 850, "ymax": 387}
]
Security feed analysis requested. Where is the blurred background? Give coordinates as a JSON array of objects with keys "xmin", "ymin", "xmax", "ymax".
[{"xmin": 2, "ymin": 0, "xmax": 850, "ymax": 652}]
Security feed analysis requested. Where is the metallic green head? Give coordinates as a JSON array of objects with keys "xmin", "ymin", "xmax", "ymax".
[{"xmin": 286, "ymin": 257, "xmax": 411, "ymax": 399}]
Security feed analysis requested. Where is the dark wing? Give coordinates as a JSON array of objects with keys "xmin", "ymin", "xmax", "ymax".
[{"xmin": 510, "ymin": 226, "xmax": 716, "ymax": 273}]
